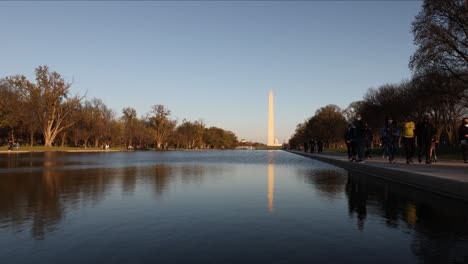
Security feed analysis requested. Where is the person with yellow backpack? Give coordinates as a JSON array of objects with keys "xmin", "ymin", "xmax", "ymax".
[{"xmin": 402, "ymin": 116, "xmax": 416, "ymax": 164}]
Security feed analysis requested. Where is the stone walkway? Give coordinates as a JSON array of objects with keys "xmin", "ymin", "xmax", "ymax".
[{"xmin": 288, "ymin": 150, "xmax": 468, "ymax": 202}]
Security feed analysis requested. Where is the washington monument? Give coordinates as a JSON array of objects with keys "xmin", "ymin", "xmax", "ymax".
[{"xmin": 268, "ymin": 90, "xmax": 277, "ymax": 146}]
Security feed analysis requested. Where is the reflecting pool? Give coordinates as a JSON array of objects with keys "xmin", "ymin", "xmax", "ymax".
[{"xmin": 0, "ymin": 150, "xmax": 467, "ymax": 263}]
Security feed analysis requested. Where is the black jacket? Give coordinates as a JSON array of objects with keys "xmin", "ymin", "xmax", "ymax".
[
  {"xmin": 416, "ymin": 121, "xmax": 434, "ymax": 142},
  {"xmin": 345, "ymin": 127, "xmax": 356, "ymax": 141},
  {"xmin": 459, "ymin": 124, "xmax": 468, "ymax": 141},
  {"xmin": 354, "ymin": 120, "xmax": 366, "ymax": 139}
]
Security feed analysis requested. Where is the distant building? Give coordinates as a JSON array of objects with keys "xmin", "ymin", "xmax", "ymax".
[{"xmin": 235, "ymin": 146, "xmax": 255, "ymax": 150}]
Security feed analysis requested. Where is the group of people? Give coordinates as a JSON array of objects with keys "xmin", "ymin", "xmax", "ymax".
[
  {"xmin": 386, "ymin": 116, "xmax": 435, "ymax": 164},
  {"xmin": 7, "ymin": 141, "xmax": 19, "ymax": 151},
  {"xmin": 345, "ymin": 115, "xmax": 468, "ymax": 164},
  {"xmin": 304, "ymin": 139, "xmax": 324, "ymax": 154},
  {"xmin": 344, "ymin": 114, "xmax": 372, "ymax": 163}
]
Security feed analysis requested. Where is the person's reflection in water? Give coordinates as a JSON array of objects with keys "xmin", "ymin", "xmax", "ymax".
[
  {"xmin": 406, "ymin": 202, "xmax": 417, "ymax": 226},
  {"xmin": 345, "ymin": 172, "xmax": 368, "ymax": 231}
]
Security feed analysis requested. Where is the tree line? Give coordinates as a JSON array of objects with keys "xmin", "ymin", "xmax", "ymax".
[
  {"xmin": 0, "ymin": 66, "xmax": 238, "ymax": 149},
  {"xmin": 289, "ymin": 0, "xmax": 467, "ymax": 149}
]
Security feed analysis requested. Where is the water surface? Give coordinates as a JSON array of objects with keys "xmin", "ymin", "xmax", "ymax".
[{"xmin": 0, "ymin": 150, "xmax": 467, "ymax": 263}]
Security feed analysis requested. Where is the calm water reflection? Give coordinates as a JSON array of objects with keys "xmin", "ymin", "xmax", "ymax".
[{"xmin": 0, "ymin": 150, "xmax": 467, "ymax": 263}]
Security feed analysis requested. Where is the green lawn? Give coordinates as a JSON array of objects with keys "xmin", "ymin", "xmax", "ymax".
[{"xmin": 254, "ymin": 146, "xmax": 283, "ymax": 150}]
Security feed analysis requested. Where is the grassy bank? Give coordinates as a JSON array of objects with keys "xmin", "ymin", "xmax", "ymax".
[
  {"xmin": 253, "ymin": 146, "xmax": 283, "ymax": 150},
  {"xmin": 0, "ymin": 146, "xmax": 125, "ymax": 152}
]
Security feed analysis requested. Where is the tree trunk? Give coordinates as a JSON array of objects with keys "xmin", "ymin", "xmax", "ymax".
[
  {"xmin": 10, "ymin": 128, "xmax": 15, "ymax": 143},
  {"xmin": 44, "ymin": 129, "xmax": 53, "ymax": 147},
  {"xmin": 30, "ymin": 130, "xmax": 34, "ymax": 147},
  {"xmin": 435, "ymin": 128, "xmax": 442, "ymax": 142},
  {"xmin": 61, "ymin": 132, "xmax": 67, "ymax": 147}
]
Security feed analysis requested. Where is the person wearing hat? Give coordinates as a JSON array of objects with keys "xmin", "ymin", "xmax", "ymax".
[{"xmin": 353, "ymin": 114, "xmax": 366, "ymax": 163}]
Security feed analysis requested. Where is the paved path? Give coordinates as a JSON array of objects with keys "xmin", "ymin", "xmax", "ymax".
[{"xmin": 288, "ymin": 150, "xmax": 468, "ymax": 202}]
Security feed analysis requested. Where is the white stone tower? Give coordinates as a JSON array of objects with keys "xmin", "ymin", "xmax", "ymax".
[{"xmin": 268, "ymin": 90, "xmax": 274, "ymax": 146}]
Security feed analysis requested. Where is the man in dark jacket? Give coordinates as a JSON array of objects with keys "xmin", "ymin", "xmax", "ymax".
[
  {"xmin": 309, "ymin": 139, "xmax": 316, "ymax": 154},
  {"xmin": 459, "ymin": 118, "xmax": 468, "ymax": 163},
  {"xmin": 317, "ymin": 140, "xmax": 323, "ymax": 153},
  {"xmin": 345, "ymin": 123, "xmax": 354, "ymax": 159},
  {"xmin": 353, "ymin": 114, "xmax": 366, "ymax": 162},
  {"xmin": 416, "ymin": 116, "xmax": 434, "ymax": 164},
  {"xmin": 385, "ymin": 117, "xmax": 400, "ymax": 163},
  {"xmin": 364, "ymin": 122, "xmax": 373, "ymax": 159}
]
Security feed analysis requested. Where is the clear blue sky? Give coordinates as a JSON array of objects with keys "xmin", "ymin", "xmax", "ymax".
[{"xmin": 0, "ymin": 1, "xmax": 421, "ymax": 143}]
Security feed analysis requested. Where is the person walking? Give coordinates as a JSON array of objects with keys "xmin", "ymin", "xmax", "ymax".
[
  {"xmin": 354, "ymin": 114, "xmax": 366, "ymax": 163},
  {"xmin": 364, "ymin": 122, "xmax": 373, "ymax": 159},
  {"xmin": 385, "ymin": 117, "xmax": 400, "ymax": 163},
  {"xmin": 416, "ymin": 116, "xmax": 434, "ymax": 164},
  {"xmin": 317, "ymin": 140, "xmax": 323, "ymax": 153},
  {"xmin": 345, "ymin": 123, "xmax": 354, "ymax": 159},
  {"xmin": 380, "ymin": 118, "xmax": 389, "ymax": 159},
  {"xmin": 459, "ymin": 117, "xmax": 468, "ymax": 163},
  {"xmin": 402, "ymin": 116, "xmax": 416, "ymax": 164},
  {"xmin": 311, "ymin": 139, "xmax": 316, "ymax": 153},
  {"xmin": 348, "ymin": 123, "xmax": 358, "ymax": 162}
]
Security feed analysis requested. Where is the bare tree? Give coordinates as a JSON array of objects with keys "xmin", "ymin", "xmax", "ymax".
[
  {"xmin": 0, "ymin": 78, "xmax": 22, "ymax": 142},
  {"xmin": 410, "ymin": 0, "xmax": 468, "ymax": 81},
  {"xmin": 121, "ymin": 107, "xmax": 138, "ymax": 147},
  {"xmin": 174, "ymin": 119, "xmax": 205, "ymax": 149},
  {"xmin": 306, "ymin": 105, "xmax": 347, "ymax": 146},
  {"xmin": 8, "ymin": 66, "xmax": 82, "ymax": 147},
  {"xmin": 147, "ymin": 105, "xmax": 176, "ymax": 149}
]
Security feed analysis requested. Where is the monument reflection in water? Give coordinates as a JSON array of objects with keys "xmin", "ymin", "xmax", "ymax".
[
  {"xmin": 268, "ymin": 163, "xmax": 274, "ymax": 213},
  {"xmin": 0, "ymin": 150, "xmax": 467, "ymax": 263}
]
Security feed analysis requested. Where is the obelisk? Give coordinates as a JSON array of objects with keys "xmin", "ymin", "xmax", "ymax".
[{"xmin": 268, "ymin": 90, "xmax": 274, "ymax": 146}]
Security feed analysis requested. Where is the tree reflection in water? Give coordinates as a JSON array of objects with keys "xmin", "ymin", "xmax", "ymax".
[
  {"xmin": 0, "ymin": 169, "xmax": 114, "ymax": 239},
  {"xmin": 152, "ymin": 164, "xmax": 174, "ymax": 196},
  {"xmin": 120, "ymin": 166, "xmax": 138, "ymax": 195},
  {"xmin": 300, "ymin": 168, "xmax": 347, "ymax": 200},
  {"xmin": 0, "ymin": 162, "xmax": 211, "ymax": 240},
  {"xmin": 1, "ymin": 151, "xmax": 467, "ymax": 263}
]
